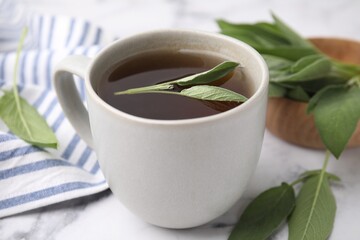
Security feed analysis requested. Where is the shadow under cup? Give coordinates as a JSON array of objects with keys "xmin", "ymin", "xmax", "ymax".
[{"xmin": 85, "ymin": 30, "xmax": 269, "ymax": 228}]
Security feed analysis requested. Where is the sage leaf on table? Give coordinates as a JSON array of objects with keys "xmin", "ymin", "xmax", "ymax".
[
  {"xmin": 288, "ymin": 174, "xmax": 337, "ymax": 240},
  {"xmin": 228, "ymin": 183, "xmax": 295, "ymax": 240},
  {"xmin": 0, "ymin": 27, "xmax": 58, "ymax": 148},
  {"xmin": 115, "ymin": 61, "xmax": 248, "ymax": 103},
  {"xmin": 308, "ymin": 86, "xmax": 360, "ymax": 158}
]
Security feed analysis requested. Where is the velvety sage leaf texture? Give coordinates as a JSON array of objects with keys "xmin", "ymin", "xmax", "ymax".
[
  {"xmin": 175, "ymin": 61, "xmax": 239, "ymax": 86},
  {"xmin": 180, "ymin": 85, "xmax": 247, "ymax": 103},
  {"xmin": 290, "ymin": 55, "xmax": 325, "ymax": 72},
  {"xmin": 271, "ymin": 55, "xmax": 332, "ymax": 83},
  {"xmin": 306, "ymin": 85, "xmax": 343, "ymax": 113},
  {"xmin": 0, "ymin": 91, "xmax": 58, "ymax": 148},
  {"xmin": 228, "ymin": 183, "xmax": 295, "ymax": 240},
  {"xmin": 311, "ymin": 86, "xmax": 360, "ymax": 158},
  {"xmin": 217, "ymin": 21, "xmax": 289, "ymax": 48},
  {"xmin": 288, "ymin": 175, "xmax": 336, "ymax": 240},
  {"xmin": 286, "ymin": 86, "xmax": 310, "ymax": 102},
  {"xmin": 259, "ymin": 47, "xmax": 316, "ymax": 61},
  {"xmin": 262, "ymin": 54, "xmax": 293, "ymax": 70}
]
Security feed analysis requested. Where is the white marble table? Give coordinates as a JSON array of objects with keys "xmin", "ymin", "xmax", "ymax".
[{"xmin": 2, "ymin": 0, "xmax": 360, "ymax": 239}]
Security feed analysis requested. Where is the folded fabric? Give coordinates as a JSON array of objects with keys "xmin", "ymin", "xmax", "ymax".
[{"xmin": 0, "ymin": 5, "xmax": 114, "ymax": 218}]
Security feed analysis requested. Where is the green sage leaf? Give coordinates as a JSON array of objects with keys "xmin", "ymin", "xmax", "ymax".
[
  {"xmin": 269, "ymin": 83, "xmax": 286, "ymax": 97},
  {"xmin": 254, "ymin": 22, "xmax": 288, "ymax": 40},
  {"xmin": 290, "ymin": 55, "xmax": 325, "ymax": 73},
  {"xmin": 0, "ymin": 27, "xmax": 57, "ymax": 148},
  {"xmin": 300, "ymin": 170, "xmax": 341, "ymax": 182},
  {"xmin": 175, "ymin": 61, "xmax": 239, "ymax": 86},
  {"xmin": 286, "ymin": 86, "xmax": 310, "ymax": 102},
  {"xmin": 262, "ymin": 54, "xmax": 293, "ymax": 70},
  {"xmin": 311, "ymin": 86, "xmax": 360, "ymax": 158},
  {"xmin": 307, "ymin": 85, "xmax": 343, "ymax": 113},
  {"xmin": 348, "ymin": 75, "xmax": 360, "ymax": 88},
  {"xmin": 0, "ymin": 91, "xmax": 58, "ymax": 148},
  {"xmin": 180, "ymin": 85, "xmax": 247, "ymax": 102},
  {"xmin": 288, "ymin": 175, "xmax": 336, "ymax": 240},
  {"xmin": 114, "ymin": 83, "xmax": 173, "ymax": 95},
  {"xmin": 259, "ymin": 47, "xmax": 317, "ymax": 61},
  {"xmin": 219, "ymin": 30, "xmax": 265, "ymax": 50},
  {"xmin": 217, "ymin": 22, "xmax": 289, "ymax": 47},
  {"xmin": 290, "ymin": 76, "xmax": 346, "ymax": 94},
  {"xmin": 332, "ymin": 61, "xmax": 360, "ymax": 79},
  {"xmin": 272, "ymin": 55, "xmax": 332, "ymax": 83},
  {"xmin": 271, "ymin": 13, "xmax": 314, "ymax": 48},
  {"xmin": 217, "ymin": 20, "xmax": 288, "ymax": 42},
  {"xmin": 229, "ymin": 183, "xmax": 295, "ymax": 240}
]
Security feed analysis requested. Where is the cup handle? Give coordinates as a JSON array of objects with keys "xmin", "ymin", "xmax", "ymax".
[{"xmin": 53, "ymin": 55, "xmax": 94, "ymax": 148}]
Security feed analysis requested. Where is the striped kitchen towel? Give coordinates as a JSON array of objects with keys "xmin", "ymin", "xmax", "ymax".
[{"xmin": 0, "ymin": 1, "xmax": 114, "ymax": 218}]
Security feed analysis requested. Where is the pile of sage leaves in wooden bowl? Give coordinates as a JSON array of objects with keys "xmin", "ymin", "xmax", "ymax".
[
  {"xmin": 266, "ymin": 37, "xmax": 360, "ymax": 150},
  {"xmin": 217, "ymin": 13, "xmax": 360, "ymax": 240},
  {"xmin": 218, "ymin": 13, "xmax": 360, "ymax": 159}
]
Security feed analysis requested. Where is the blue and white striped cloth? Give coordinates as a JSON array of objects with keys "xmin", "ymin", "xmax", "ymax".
[{"xmin": 0, "ymin": 2, "xmax": 113, "ymax": 218}]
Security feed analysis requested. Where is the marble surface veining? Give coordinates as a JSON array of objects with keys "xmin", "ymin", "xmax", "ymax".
[{"xmin": 2, "ymin": 0, "xmax": 360, "ymax": 239}]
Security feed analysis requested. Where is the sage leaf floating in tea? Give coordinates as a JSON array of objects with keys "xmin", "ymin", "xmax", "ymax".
[
  {"xmin": 114, "ymin": 61, "xmax": 248, "ymax": 104},
  {"xmin": 180, "ymin": 85, "xmax": 248, "ymax": 102},
  {"xmin": 114, "ymin": 83, "xmax": 174, "ymax": 95},
  {"xmin": 175, "ymin": 61, "xmax": 239, "ymax": 86}
]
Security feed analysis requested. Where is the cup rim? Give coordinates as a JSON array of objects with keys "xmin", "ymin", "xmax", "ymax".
[{"xmin": 85, "ymin": 29, "xmax": 269, "ymax": 126}]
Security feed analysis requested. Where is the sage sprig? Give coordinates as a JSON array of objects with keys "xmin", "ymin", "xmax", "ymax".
[
  {"xmin": 230, "ymin": 151, "xmax": 338, "ymax": 240},
  {"xmin": 114, "ymin": 61, "xmax": 248, "ymax": 103},
  {"xmin": 218, "ymin": 13, "xmax": 360, "ymax": 158},
  {"xmin": 0, "ymin": 28, "xmax": 58, "ymax": 148}
]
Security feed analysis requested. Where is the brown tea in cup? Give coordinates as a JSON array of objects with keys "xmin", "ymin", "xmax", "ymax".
[{"xmin": 96, "ymin": 50, "xmax": 251, "ymax": 120}]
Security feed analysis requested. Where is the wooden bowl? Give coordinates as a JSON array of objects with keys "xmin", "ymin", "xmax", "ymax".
[{"xmin": 266, "ymin": 38, "xmax": 360, "ymax": 149}]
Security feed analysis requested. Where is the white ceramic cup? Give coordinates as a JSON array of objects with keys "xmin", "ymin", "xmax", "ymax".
[{"xmin": 53, "ymin": 30, "xmax": 268, "ymax": 229}]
